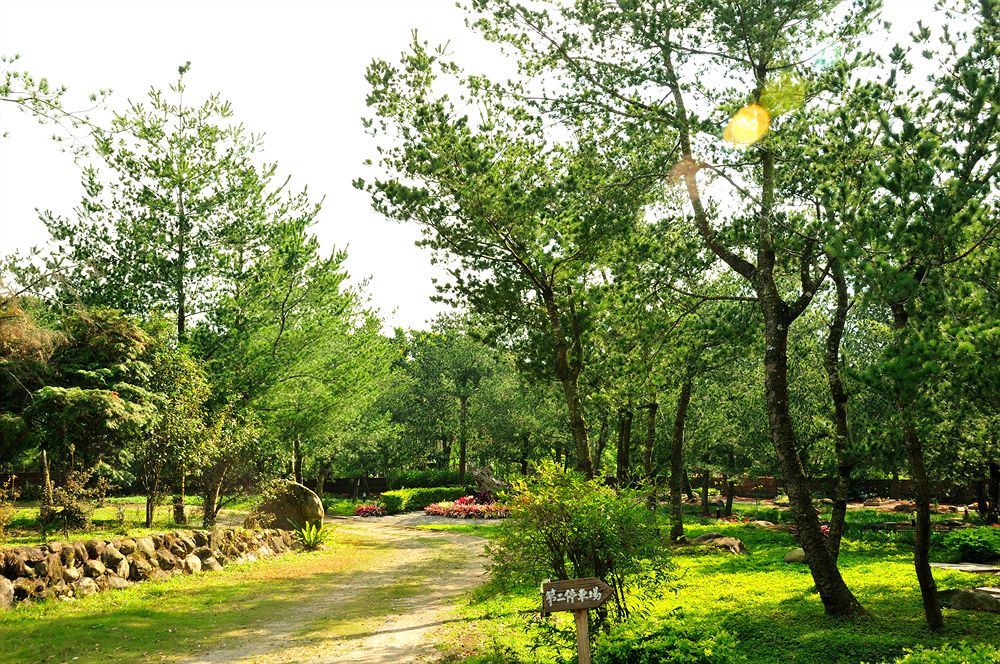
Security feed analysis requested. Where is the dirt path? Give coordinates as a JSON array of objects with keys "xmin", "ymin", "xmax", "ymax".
[{"xmin": 182, "ymin": 517, "xmax": 487, "ymax": 664}]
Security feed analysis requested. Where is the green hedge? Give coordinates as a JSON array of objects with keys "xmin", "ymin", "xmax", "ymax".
[
  {"xmin": 379, "ymin": 487, "xmax": 467, "ymax": 514},
  {"xmin": 386, "ymin": 469, "xmax": 462, "ymax": 489}
]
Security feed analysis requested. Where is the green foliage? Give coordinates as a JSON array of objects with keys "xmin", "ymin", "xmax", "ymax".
[
  {"xmin": 882, "ymin": 643, "xmax": 1000, "ymax": 664},
  {"xmin": 0, "ymin": 475, "xmax": 18, "ymax": 543},
  {"xmin": 378, "ymin": 486, "xmax": 467, "ymax": 514},
  {"xmin": 387, "ymin": 469, "xmax": 462, "ymax": 489},
  {"xmin": 593, "ymin": 618, "xmax": 740, "ymax": 664},
  {"xmin": 487, "ymin": 462, "xmax": 669, "ymax": 621},
  {"xmin": 293, "ymin": 521, "xmax": 330, "ymax": 551},
  {"xmin": 941, "ymin": 527, "xmax": 1000, "ymax": 564}
]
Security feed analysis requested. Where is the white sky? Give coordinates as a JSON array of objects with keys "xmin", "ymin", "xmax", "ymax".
[{"xmin": 0, "ymin": 0, "xmax": 935, "ymax": 331}]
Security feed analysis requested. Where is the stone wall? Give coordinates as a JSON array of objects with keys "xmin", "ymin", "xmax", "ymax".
[{"xmin": 0, "ymin": 527, "xmax": 293, "ymax": 610}]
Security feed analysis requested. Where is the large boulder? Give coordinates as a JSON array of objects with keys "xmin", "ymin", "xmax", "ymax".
[
  {"xmin": 73, "ymin": 577, "xmax": 98, "ymax": 597},
  {"xmin": 250, "ymin": 481, "xmax": 324, "ymax": 529},
  {"xmin": 693, "ymin": 533, "xmax": 747, "ymax": 555},
  {"xmin": 784, "ymin": 548, "xmax": 807, "ymax": 563},
  {"xmin": 938, "ymin": 588, "xmax": 1000, "ymax": 613}
]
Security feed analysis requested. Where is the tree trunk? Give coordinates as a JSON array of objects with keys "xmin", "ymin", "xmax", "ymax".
[
  {"xmin": 892, "ymin": 302, "xmax": 943, "ymax": 630},
  {"xmin": 891, "ymin": 471, "xmax": 901, "ymax": 500},
  {"xmin": 725, "ymin": 479, "xmax": 735, "ymax": 517},
  {"xmin": 761, "ymin": 300, "xmax": 863, "ymax": 617},
  {"xmin": 824, "ymin": 258, "xmax": 852, "ymax": 561},
  {"xmin": 145, "ymin": 494, "xmax": 155, "ymax": 529},
  {"xmin": 176, "ymin": 184, "xmax": 188, "ymax": 343},
  {"xmin": 683, "ymin": 469, "xmax": 695, "ymax": 501},
  {"xmin": 293, "ymin": 436, "xmax": 303, "ymax": 485},
  {"xmin": 615, "ymin": 408, "xmax": 633, "ymax": 486},
  {"xmin": 440, "ymin": 433, "xmax": 452, "ymax": 470},
  {"xmin": 987, "ymin": 462, "xmax": 1000, "ymax": 525},
  {"xmin": 172, "ymin": 473, "xmax": 186, "ymax": 525},
  {"xmin": 316, "ymin": 468, "xmax": 327, "ymax": 497},
  {"xmin": 202, "ymin": 479, "xmax": 221, "ymax": 528},
  {"xmin": 593, "ymin": 414, "xmax": 610, "ymax": 475},
  {"xmin": 541, "ymin": 291, "xmax": 592, "ymax": 477},
  {"xmin": 642, "ymin": 402, "xmax": 658, "ymax": 479},
  {"xmin": 459, "ymin": 395, "xmax": 469, "ymax": 483},
  {"xmin": 700, "ymin": 469, "xmax": 711, "ymax": 516}
]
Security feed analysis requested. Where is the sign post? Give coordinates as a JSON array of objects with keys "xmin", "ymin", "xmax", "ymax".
[{"xmin": 541, "ymin": 577, "xmax": 613, "ymax": 664}]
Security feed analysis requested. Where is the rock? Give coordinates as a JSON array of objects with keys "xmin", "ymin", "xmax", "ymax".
[
  {"xmin": 135, "ymin": 537, "xmax": 156, "ymax": 558},
  {"xmin": 71, "ymin": 541, "xmax": 89, "ymax": 564},
  {"xmin": 63, "ymin": 567, "xmax": 81, "ymax": 583},
  {"xmin": 84, "ymin": 539, "xmax": 106, "ymax": 560},
  {"xmin": 38, "ymin": 553, "xmax": 64, "ymax": 584},
  {"xmin": 156, "ymin": 550, "xmax": 178, "ymax": 571},
  {"xmin": 693, "ymin": 532, "xmax": 726, "ymax": 543},
  {"xmin": 12, "ymin": 576, "xmax": 44, "ymax": 600},
  {"xmin": 73, "ymin": 577, "xmax": 98, "ymax": 597},
  {"xmin": 193, "ymin": 531, "xmax": 209, "ymax": 547},
  {"xmin": 893, "ymin": 502, "xmax": 915, "ymax": 513},
  {"xmin": 202, "ymin": 557, "xmax": 223, "ymax": 572},
  {"xmin": 104, "ymin": 576, "xmax": 130, "ymax": 591},
  {"xmin": 750, "ymin": 520, "xmax": 777, "ymax": 528},
  {"xmin": 117, "ymin": 538, "xmax": 137, "ymax": 556},
  {"xmin": 101, "ymin": 546, "xmax": 126, "ymax": 570},
  {"xmin": 250, "ymin": 480, "xmax": 324, "ymax": 529},
  {"xmin": 696, "ymin": 535, "xmax": 747, "ymax": 555},
  {"xmin": 84, "ymin": 559, "xmax": 107, "ymax": 578},
  {"xmin": 938, "ymin": 588, "xmax": 1000, "ymax": 613},
  {"xmin": 128, "ymin": 557, "xmax": 153, "ymax": 582},
  {"xmin": 784, "ymin": 548, "xmax": 807, "ymax": 563},
  {"xmin": 182, "ymin": 554, "xmax": 202, "ymax": 574},
  {"xmin": 193, "ymin": 546, "xmax": 215, "ymax": 562},
  {"xmin": 0, "ymin": 576, "xmax": 13, "ymax": 610}
]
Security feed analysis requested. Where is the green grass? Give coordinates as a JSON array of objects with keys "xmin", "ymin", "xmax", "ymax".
[
  {"xmin": 320, "ymin": 496, "xmax": 366, "ymax": 516},
  {"xmin": 2, "ymin": 496, "xmax": 253, "ymax": 547},
  {"xmin": 415, "ymin": 522, "xmax": 504, "ymax": 538},
  {"xmin": 435, "ymin": 511, "xmax": 1000, "ymax": 664}
]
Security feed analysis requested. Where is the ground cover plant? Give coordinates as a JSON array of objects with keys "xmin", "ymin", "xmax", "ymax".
[
  {"xmin": 424, "ymin": 494, "xmax": 510, "ymax": 519},
  {"xmin": 434, "ymin": 507, "xmax": 1000, "ymax": 664}
]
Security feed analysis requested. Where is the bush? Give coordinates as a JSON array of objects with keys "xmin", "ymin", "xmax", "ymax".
[
  {"xmin": 386, "ymin": 469, "xmax": 462, "ymax": 489},
  {"xmin": 487, "ymin": 462, "xmax": 669, "ymax": 622},
  {"xmin": 593, "ymin": 618, "xmax": 740, "ymax": 664},
  {"xmin": 379, "ymin": 486, "xmax": 467, "ymax": 514},
  {"xmin": 941, "ymin": 526, "xmax": 1000, "ymax": 563},
  {"xmin": 882, "ymin": 642, "xmax": 1000, "ymax": 663},
  {"xmin": 293, "ymin": 521, "xmax": 330, "ymax": 550},
  {"xmin": 0, "ymin": 475, "xmax": 18, "ymax": 543}
]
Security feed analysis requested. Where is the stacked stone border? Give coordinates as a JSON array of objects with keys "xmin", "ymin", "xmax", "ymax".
[{"xmin": 0, "ymin": 527, "xmax": 294, "ymax": 610}]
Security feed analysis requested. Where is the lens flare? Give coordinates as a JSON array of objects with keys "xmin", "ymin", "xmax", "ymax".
[{"xmin": 723, "ymin": 103, "xmax": 771, "ymax": 146}]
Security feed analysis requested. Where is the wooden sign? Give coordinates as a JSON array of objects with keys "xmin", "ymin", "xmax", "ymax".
[{"xmin": 541, "ymin": 577, "xmax": 612, "ymax": 664}]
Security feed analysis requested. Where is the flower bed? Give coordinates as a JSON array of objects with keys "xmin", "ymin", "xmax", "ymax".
[
  {"xmin": 354, "ymin": 503, "xmax": 384, "ymax": 517},
  {"xmin": 424, "ymin": 495, "xmax": 510, "ymax": 519}
]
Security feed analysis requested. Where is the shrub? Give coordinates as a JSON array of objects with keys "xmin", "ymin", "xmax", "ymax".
[
  {"xmin": 941, "ymin": 526, "xmax": 1000, "ymax": 563},
  {"xmin": 354, "ymin": 502, "xmax": 384, "ymax": 517},
  {"xmin": 379, "ymin": 486, "xmax": 467, "ymax": 514},
  {"xmin": 294, "ymin": 521, "xmax": 330, "ymax": 550},
  {"xmin": 593, "ymin": 618, "xmax": 740, "ymax": 664},
  {"xmin": 487, "ymin": 462, "xmax": 669, "ymax": 622},
  {"xmin": 882, "ymin": 642, "xmax": 1000, "ymax": 663},
  {"xmin": 386, "ymin": 469, "xmax": 462, "ymax": 489},
  {"xmin": 0, "ymin": 475, "xmax": 18, "ymax": 543}
]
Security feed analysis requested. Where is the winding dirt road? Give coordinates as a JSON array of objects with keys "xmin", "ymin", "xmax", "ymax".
[{"xmin": 183, "ymin": 517, "xmax": 487, "ymax": 664}]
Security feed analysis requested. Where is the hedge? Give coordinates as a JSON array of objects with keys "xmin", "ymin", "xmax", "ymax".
[{"xmin": 379, "ymin": 486, "xmax": 467, "ymax": 514}]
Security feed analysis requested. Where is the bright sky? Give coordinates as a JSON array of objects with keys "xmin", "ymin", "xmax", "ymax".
[{"xmin": 0, "ymin": 0, "xmax": 935, "ymax": 331}]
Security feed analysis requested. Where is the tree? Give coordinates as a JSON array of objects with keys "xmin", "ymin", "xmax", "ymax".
[
  {"xmin": 360, "ymin": 39, "xmax": 650, "ymax": 477},
  {"xmin": 470, "ymin": 0, "xmax": 879, "ymax": 617}
]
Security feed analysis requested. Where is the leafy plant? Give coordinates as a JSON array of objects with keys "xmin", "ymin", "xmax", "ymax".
[
  {"xmin": 424, "ymin": 496, "xmax": 510, "ymax": 519},
  {"xmin": 354, "ymin": 502, "xmax": 384, "ymax": 517},
  {"xmin": 941, "ymin": 527, "xmax": 1000, "ymax": 563},
  {"xmin": 593, "ymin": 618, "xmax": 740, "ymax": 664},
  {"xmin": 378, "ymin": 486, "xmax": 468, "ymax": 514},
  {"xmin": 0, "ymin": 474, "xmax": 18, "ymax": 543},
  {"xmin": 293, "ymin": 520, "xmax": 330, "ymax": 551},
  {"xmin": 487, "ymin": 462, "xmax": 670, "ymax": 623},
  {"xmin": 880, "ymin": 642, "xmax": 1000, "ymax": 663}
]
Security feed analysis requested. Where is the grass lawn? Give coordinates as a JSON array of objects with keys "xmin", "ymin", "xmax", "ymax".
[
  {"xmin": 433, "ymin": 508, "xmax": 1000, "ymax": 664},
  {"xmin": 3, "ymin": 496, "xmax": 254, "ymax": 547}
]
